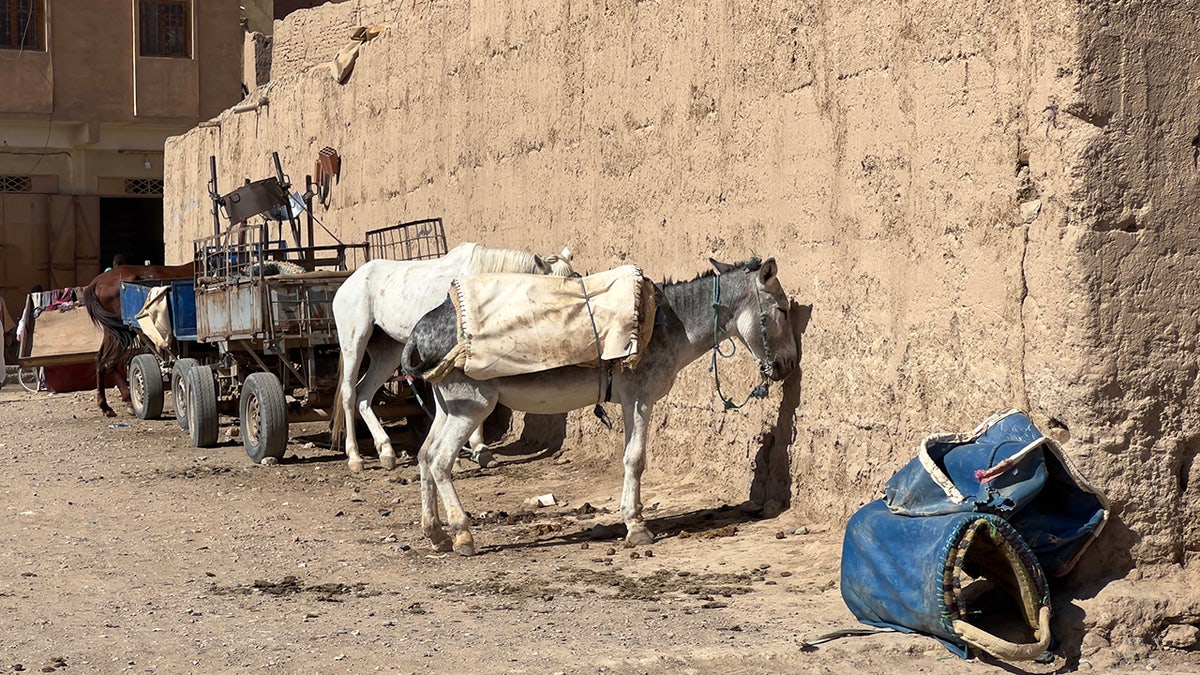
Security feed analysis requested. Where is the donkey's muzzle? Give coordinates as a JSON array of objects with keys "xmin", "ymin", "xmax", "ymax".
[{"xmin": 763, "ymin": 357, "xmax": 794, "ymax": 382}]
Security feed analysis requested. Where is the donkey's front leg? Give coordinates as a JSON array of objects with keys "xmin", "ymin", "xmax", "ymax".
[{"xmin": 620, "ymin": 398, "xmax": 655, "ymax": 546}]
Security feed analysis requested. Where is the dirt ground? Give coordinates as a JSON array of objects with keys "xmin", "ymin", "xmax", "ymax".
[{"xmin": 0, "ymin": 383, "xmax": 1193, "ymax": 674}]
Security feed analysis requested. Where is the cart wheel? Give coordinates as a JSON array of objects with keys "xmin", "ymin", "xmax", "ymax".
[
  {"xmin": 240, "ymin": 372, "xmax": 288, "ymax": 464},
  {"xmin": 129, "ymin": 354, "xmax": 164, "ymax": 420},
  {"xmin": 171, "ymin": 358, "xmax": 199, "ymax": 430},
  {"xmin": 18, "ymin": 366, "xmax": 44, "ymax": 393},
  {"xmin": 186, "ymin": 366, "xmax": 219, "ymax": 448}
]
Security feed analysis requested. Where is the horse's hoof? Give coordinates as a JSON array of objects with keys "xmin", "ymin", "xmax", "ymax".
[
  {"xmin": 453, "ymin": 532, "xmax": 476, "ymax": 556},
  {"xmin": 379, "ymin": 454, "xmax": 397, "ymax": 471},
  {"xmin": 432, "ymin": 538, "xmax": 454, "ymax": 553},
  {"xmin": 626, "ymin": 526, "xmax": 655, "ymax": 547},
  {"xmin": 347, "ymin": 458, "xmax": 364, "ymax": 473},
  {"xmin": 473, "ymin": 449, "xmax": 496, "ymax": 468},
  {"xmin": 102, "ymin": 408, "xmax": 117, "ymax": 418}
]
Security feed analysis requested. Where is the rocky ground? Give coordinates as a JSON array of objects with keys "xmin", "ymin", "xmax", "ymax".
[{"xmin": 0, "ymin": 382, "xmax": 1195, "ymax": 674}]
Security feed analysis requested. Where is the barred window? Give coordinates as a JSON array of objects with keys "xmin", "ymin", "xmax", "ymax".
[
  {"xmin": 0, "ymin": 0, "xmax": 44, "ymax": 51},
  {"xmin": 139, "ymin": 0, "xmax": 190, "ymax": 58},
  {"xmin": 125, "ymin": 178, "xmax": 164, "ymax": 196},
  {"xmin": 0, "ymin": 175, "xmax": 32, "ymax": 192}
]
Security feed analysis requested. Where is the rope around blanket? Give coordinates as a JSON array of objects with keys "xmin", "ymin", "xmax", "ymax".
[
  {"xmin": 576, "ymin": 275, "xmax": 615, "ymax": 430},
  {"xmin": 709, "ymin": 271, "xmax": 771, "ymax": 410}
]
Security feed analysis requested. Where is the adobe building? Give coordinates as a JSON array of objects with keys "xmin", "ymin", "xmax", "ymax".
[
  {"xmin": 165, "ymin": 0, "xmax": 1200, "ymax": 649},
  {"xmin": 0, "ymin": 0, "xmax": 243, "ymax": 316}
]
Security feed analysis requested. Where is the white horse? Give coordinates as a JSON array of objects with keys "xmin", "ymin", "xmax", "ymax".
[
  {"xmin": 401, "ymin": 256, "xmax": 799, "ymax": 555},
  {"xmin": 331, "ymin": 242, "xmax": 573, "ymax": 473}
]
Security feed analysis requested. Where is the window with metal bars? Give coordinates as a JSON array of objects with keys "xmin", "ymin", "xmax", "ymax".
[
  {"xmin": 0, "ymin": 175, "xmax": 32, "ymax": 192},
  {"xmin": 138, "ymin": 0, "xmax": 190, "ymax": 58},
  {"xmin": 0, "ymin": 0, "xmax": 44, "ymax": 51},
  {"xmin": 125, "ymin": 178, "xmax": 164, "ymax": 196}
]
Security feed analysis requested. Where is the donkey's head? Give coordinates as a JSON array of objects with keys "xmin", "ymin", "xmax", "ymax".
[{"xmin": 710, "ymin": 257, "xmax": 797, "ymax": 382}]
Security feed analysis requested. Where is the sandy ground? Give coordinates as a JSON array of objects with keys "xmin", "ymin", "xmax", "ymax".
[{"xmin": 0, "ymin": 382, "xmax": 1194, "ymax": 674}]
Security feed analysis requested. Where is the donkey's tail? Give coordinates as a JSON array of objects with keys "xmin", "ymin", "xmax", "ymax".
[{"xmin": 400, "ymin": 339, "xmax": 420, "ymax": 379}]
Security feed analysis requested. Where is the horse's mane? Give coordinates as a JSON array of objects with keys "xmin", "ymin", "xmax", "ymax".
[
  {"xmin": 662, "ymin": 256, "xmax": 763, "ymax": 286},
  {"xmin": 466, "ymin": 246, "xmax": 541, "ymax": 274},
  {"xmin": 466, "ymin": 245, "xmax": 571, "ymax": 276}
]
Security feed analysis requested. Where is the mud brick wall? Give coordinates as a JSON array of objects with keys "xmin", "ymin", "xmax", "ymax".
[{"xmin": 165, "ymin": 0, "xmax": 1200, "ymax": 616}]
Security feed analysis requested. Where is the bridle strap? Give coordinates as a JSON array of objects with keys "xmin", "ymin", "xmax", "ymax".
[{"xmin": 709, "ymin": 272, "xmax": 770, "ymax": 410}]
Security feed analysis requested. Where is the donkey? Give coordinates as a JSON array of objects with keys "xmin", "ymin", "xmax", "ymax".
[
  {"xmin": 401, "ymin": 256, "xmax": 798, "ymax": 555},
  {"xmin": 330, "ymin": 242, "xmax": 573, "ymax": 473}
]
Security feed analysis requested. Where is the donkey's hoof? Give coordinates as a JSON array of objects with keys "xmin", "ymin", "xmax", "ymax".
[
  {"xmin": 453, "ymin": 532, "xmax": 477, "ymax": 557},
  {"xmin": 347, "ymin": 457, "xmax": 364, "ymax": 473},
  {"xmin": 379, "ymin": 453, "xmax": 397, "ymax": 471},
  {"xmin": 626, "ymin": 526, "xmax": 655, "ymax": 547},
  {"xmin": 473, "ymin": 449, "xmax": 496, "ymax": 469}
]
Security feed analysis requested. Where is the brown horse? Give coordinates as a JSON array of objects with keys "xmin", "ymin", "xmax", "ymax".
[{"xmin": 81, "ymin": 262, "xmax": 195, "ymax": 416}]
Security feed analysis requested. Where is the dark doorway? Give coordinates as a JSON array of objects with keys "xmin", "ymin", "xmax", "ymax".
[{"xmin": 100, "ymin": 197, "xmax": 164, "ymax": 267}]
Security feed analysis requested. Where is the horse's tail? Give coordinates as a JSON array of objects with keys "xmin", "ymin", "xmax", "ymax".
[
  {"xmin": 329, "ymin": 351, "xmax": 346, "ymax": 450},
  {"xmin": 82, "ymin": 282, "xmax": 138, "ymax": 352}
]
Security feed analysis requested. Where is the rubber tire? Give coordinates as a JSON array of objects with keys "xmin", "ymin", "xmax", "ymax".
[
  {"xmin": 129, "ymin": 354, "xmax": 164, "ymax": 420},
  {"xmin": 186, "ymin": 366, "xmax": 219, "ymax": 448},
  {"xmin": 240, "ymin": 372, "xmax": 289, "ymax": 464},
  {"xmin": 171, "ymin": 358, "xmax": 199, "ymax": 430}
]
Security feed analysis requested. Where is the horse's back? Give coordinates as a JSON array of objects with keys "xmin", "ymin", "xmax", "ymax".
[{"xmin": 334, "ymin": 245, "xmax": 475, "ymax": 340}]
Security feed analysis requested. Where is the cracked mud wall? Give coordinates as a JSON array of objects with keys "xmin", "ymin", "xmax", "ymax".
[
  {"xmin": 164, "ymin": 0, "xmax": 1199, "ymax": 587},
  {"xmin": 1025, "ymin": 2, "xmax": 1200, "ymax": 577}
]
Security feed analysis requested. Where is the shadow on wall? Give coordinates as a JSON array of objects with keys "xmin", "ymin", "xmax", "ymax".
[
  {"xmin": 1039, "ymin": 516, "xmax": 1138, "ymax": 671},
  {"xmin": 1066, "ymin": 514, "xmax": 1137, "ymax": 598},
  {"xmin": 749, "ymin": 301, "xmax": 812, "ymax": 513}
]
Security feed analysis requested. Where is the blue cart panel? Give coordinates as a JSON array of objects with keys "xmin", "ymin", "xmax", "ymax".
[
  {"xmin": 120, "ymin": 279, "xmax": 197, "ymax": 341},
  {"xmin": 169, "ymin": 280, "xmax": 198, "ymax": 341}
]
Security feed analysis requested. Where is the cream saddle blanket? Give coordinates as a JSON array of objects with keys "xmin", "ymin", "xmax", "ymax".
[
  {"xmin": 426, "ymin": 265, "xmax": 655, "ymax": 382},
  {"xmin": 136, "ymin": 286, "xmax": 172, "ymax": 352}
]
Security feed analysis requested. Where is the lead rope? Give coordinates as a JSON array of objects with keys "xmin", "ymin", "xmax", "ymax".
[{"xmin": 709, "ymin": 272, "xmax": 771, "ymax": 410}]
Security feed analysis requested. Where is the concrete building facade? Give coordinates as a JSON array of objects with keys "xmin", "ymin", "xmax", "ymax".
[{"xmin": 0, "ymin": 0, "xmax": 242, "ymax": 314}]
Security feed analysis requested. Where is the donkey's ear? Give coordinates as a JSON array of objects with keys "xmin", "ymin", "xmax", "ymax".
[
  {"xmin": 560, "ymin": 246, "xmax": 572, "ymax": 262},
  {"xmin": 710, "ymin": 258, "xmax": 736, "ymax": 274},
  {"xmin": 759, "ymin": 258, "xmax": 778, "ymax": 284},
  {"xmin": 533, "ymin": 255, "xmax": 551, "ymax": 274}
]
